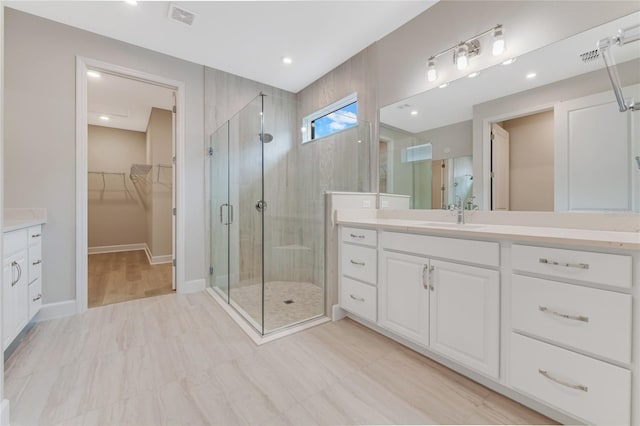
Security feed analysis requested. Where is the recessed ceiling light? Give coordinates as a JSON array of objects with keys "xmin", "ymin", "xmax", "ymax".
[
  {"xmin": 468, "ymin": 72, "xmax": 480, "ymax": 78},
  {"xmin": 439, "ymin": 83, "xmax": 449, "ymax": 89},
  {"xmin": 526, "ymin": 72, "xmax": 537, "ymax": 79},
  {"xmin": 410, "ymin": 110, "xmax": 418, "ymax": 116},
  {"xmin": 87, "ymin": 70, "xmax": 101, "ymax": 78},
  {"xmin": 124, "ymin": 0, "xmax": 137, "ymax": 5},
  {"xmin": 282, "ymin": 57, "xmax": 293, "ymax": 65},
  {"xmin": 99, "ymin": 115, "xmax": 110, "ymax": 121},
  {"xmin": 502, "ymin": 58, "xmax": 516, "ymax": 66}
]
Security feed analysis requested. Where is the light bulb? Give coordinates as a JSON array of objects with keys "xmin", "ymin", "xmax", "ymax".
[
  {"xmin": 456, "ymin": 44, "xmax": 468, "ymax": 71},
  {"xmin": 492, "ymin": 26, "xmax": 505, "ymax": 56},
  {"xmin": 426, "ymin": 58, "xmax": 437, "ymax": 82}
]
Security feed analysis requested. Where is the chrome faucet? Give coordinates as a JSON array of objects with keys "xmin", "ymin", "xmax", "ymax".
[{"xmin": 450, "ymin": 196, "xmax": 465, "ymax": 224}]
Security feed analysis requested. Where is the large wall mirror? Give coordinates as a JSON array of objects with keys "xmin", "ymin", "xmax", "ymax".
[{"xmin": 379, "ymin": 11, "xmax": 640, "ymax": 212}]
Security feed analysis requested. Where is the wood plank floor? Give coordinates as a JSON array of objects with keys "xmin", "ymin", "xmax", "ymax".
[
  {"xmin": 4, "ymin": 291, "xmax": 557, "ymax": 425},
  {"xmin": 88, "ymin": 250, "xmax": 173, "ymax": 308}
]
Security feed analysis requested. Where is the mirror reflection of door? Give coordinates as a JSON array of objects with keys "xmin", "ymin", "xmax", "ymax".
[
  {"xmin": 431, "ymin": 160, "xmax": 446, "ymax": 209},
  {"xmin": 379, "ymin": 137, "xmax": 393, "ymax": 193},
  {"xmin": 491, "ymin": 123, "xmax": 510, "ymax": 211}
]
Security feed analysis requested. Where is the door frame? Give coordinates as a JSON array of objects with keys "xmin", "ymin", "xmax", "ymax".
[
  {"xmin": 75, "ymin": 56, "xmax": 186, "ymax": 313},
  {"xmin": 480, "ymin": 102, "xmax": 554, "ymax": 210}
]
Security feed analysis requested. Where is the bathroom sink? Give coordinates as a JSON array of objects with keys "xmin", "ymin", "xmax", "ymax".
[{"xmin": 419, "ymin": 222, "xmax": 487, "ymax": 230}]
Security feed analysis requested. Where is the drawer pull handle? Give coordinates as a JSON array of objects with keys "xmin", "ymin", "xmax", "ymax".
[
  {"xmin": 32, "ymin": 294, "xmax": 42, "ymax": 302},
  {"xmin": 539, "ymin": 258, "xmax": 589, "ymax": 270},
  {"xmin": 538, "ymin": 369, "xmax": 588, "ymax": 392},
  {"xmin": 350, "ymin": 260, "xmax": 365, "ymax": 266},
  {"xmin": 349, "ymin": 233, "xmax": 365, "ymax": 239},
  {"xmin": 349, "ymin": 294, "xmax": 365, "ymax": 302},
  {"xmin": 539, "ymin": 306, "xmax": 589, "ymax": 323},
  {"xmin": 32, "ymin": 260, "xmax": 42, "ymax": 266},
  {"xmin": 31, "ymin": 233, "xmax": 42, "ymax": 238}
]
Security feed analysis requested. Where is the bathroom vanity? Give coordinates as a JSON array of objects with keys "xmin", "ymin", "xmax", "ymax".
[
  {"xmin": 336, "ymin": 209, "xmax": 639, "ymax": 425},
  {"xmin": 3, "ymin": 209, "xmax": 46, "ymax": 351}
]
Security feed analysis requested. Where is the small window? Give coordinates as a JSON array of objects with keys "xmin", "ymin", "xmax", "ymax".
[
  {"xmin": 401, "ymin": 143, "xmax": 432, "ymax": 163},
  {"xmin": 302, "ymin": 93, "xmax": 357, "ymax": 143}
]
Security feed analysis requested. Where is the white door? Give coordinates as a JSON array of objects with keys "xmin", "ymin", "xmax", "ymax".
[
  {"xmin": 378, "ymin": 250, "xmax": 429, "ymax": 345},
  {"xmin": 491, "ymin": 123, "xmax": 510, "ymax": 210},
  {"xmin": 171, "ymin": 92, "xmax": 177, "ymax": 290},
  {"xmin": 555, "ymin": 84, "xmax": 640, "ymax": 211},
  {"xmin": 429, "ymin": 259, "xmax": 500, "ymax": 378}
]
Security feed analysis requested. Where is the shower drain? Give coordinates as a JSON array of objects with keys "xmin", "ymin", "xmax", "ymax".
[{"xmin": 283, "ymin": 299, "xmax": 294, "ymax": 304}]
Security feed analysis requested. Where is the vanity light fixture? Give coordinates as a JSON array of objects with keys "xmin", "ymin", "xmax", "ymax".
[
  {"xmin": 455, "ymin": 43, "xmax": 469, "ymax": 70},
  {"xmin": 87, "ymin": 70, "xmax": 101, "ymax": 78},
  {"xmin": 492, "ymin": 25, "xmax": 505, "ymax": 56},
  {"xmin": 526, "ymin": 72, "xmax": 537, "ymax": 79},
  {"xmin": 501, "ymin": 58, "xmax": 516, "ymax": 65},
  {"xmin": 426, "ymin": 58, "xmax": 438, "ymax": 82},
  {"xmin": 424, "ymin": 24, "xmax": 503, "ymax": 84}
]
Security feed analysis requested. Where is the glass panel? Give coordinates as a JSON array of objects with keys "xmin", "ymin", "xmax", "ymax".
[
  {"xmin": 209, "ymin": 122, "xmax": 229, "ymax": 300},
  {"xmin": 228, "ymin": 95, "xmax": 264, "ymax": 334}
]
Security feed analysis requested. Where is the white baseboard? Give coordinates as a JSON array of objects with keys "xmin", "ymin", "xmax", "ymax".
[
  {"xmin": 179, "ymin": 278, "xmax": 205, "ymax": 294},
  {"xmin": 144, "ymin": 243, "xmax": 172, "ymax": 265},
  {"xmin": 34, "ymin": 300, "xmax": 77, "ymax": 322},
  {"xmin": 88, "ymin": 243, "xmax": 146, "ymax": 255},
  {"xmin": 0, "ymin": 399, "xmax": 9, "ymax": 426},
  {"xmin": 332, "ymin": 304, "xmax": 346, "ymax": 321}
]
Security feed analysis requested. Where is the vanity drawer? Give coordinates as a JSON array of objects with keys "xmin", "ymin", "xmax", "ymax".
[
  {"xmin": 3, "ymin": 229, "xmax": 27, "ymax": 257},
  {"xmin": 28, "ymin": 244, "xmax": 42, "ymax": 284},
  {"xmin": 512, "ymin": 244, "xmax": 631, "ymax": 289},
  {"xmin": 341, "ymin": 276, "xmax": 376, "ymax": 322},
  {"xmin": 512, "ymin": 275, "xmax": 631, "ymax": 364},
  {"xmin": 342, "ymin": 227, "xmax": 377, "ymax": 247},
  {"xmin": 28, "ymin": 278, "xmax": 42, "ymax": 321},
  {"xmin": 341, "ymin": 243, "xmax": 377, "ymax": 285},
  {"xmin": 28, "ymin": 225, "xmax": 42, "ymax": 246},
  {"xmin": 510, "ymin": 333, "xmax": 630, "ymax": 426},
  {"xmin": 381, "ymin": 231, "xmax": 499, "ymax": 267}
]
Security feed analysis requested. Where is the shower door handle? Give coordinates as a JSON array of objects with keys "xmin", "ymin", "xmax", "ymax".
[
  {"xmin": 256, "ymin": 200, "xmax": 267, "ymax": 213},
  {"xmin": 220, "ymin": 203, "xmax": 233, "ymax": 225}
]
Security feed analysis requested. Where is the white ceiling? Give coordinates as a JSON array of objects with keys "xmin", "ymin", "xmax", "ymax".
[
  {"xmin": 6, "ymin": 1, "xmax": 437, "ymax": 93},
  {"xmin": 380, "ymin": 11, "xmax": 640, "ymax": 133},
  {"xmin": 88, "ymin": 71, "xmax": 174, "ymax": 132}
]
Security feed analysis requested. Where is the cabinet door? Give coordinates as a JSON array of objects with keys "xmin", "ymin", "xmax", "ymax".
[
  {"xmin": 12, "ymin": 253, "xmax": 30, "ymax": 337},
  {"xmin": 3, "ymin": 260, "xmax": 14, "ymax": 349},
  {"xmin": 378, "ymin": 250, "xmax": 429, "ymax": 345},
  {"xmin": 429, "ymin": 260, "xmax": 500, "ymax": 377}
]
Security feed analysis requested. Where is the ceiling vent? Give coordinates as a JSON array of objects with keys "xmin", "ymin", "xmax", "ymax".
[{"xmin": 168, "ymin": 3, "xmax": 196, "ymax": 26}]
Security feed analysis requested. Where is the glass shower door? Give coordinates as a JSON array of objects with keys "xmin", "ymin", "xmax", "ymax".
[
  {"xmin": 210, "ymin": 122, "xmax": 230, "ymax": 300},
  {"xmin": 228, "ymin": 95, "xmax": 265, "ymax": 333}
]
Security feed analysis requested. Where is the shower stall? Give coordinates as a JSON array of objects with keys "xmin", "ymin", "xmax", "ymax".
[{"xmin": 209, "ymin": 93, "xmax": 370, "ymax": 336}]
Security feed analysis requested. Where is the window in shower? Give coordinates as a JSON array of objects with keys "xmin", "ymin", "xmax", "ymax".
[{"xmin": 302, "ymin": 93, "xmax": 357, "ymax": 142}]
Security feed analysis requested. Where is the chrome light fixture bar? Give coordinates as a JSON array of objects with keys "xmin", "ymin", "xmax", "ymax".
[{"xmin": 425, "ymin": 24, "xmax": 504, "ymax": 83}]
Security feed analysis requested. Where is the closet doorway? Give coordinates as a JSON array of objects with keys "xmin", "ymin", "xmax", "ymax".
[{"xmin": 77, "ymin": 59, "xmax": 184, "ymax": 310}]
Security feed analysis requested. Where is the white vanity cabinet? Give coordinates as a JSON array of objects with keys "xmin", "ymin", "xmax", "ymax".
[
  {"xmin": 3, "ymin": 224, "xmax": 44, "ymax": 350},
  {"xmin": 510, "ymin": 243, "xmax": 633, "ymax": 425},
  {"xmin": 339, "ymin": 227, "xmax": 377, "ymax": 323},
  {"xmin": 378, "ymin": 231, "xmax": 500, "ymax": 378}
]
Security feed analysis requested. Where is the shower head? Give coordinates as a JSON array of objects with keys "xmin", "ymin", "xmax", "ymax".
[{"xmin": 260, "ymin": 133, "xmax": 274, "ymax": 143}]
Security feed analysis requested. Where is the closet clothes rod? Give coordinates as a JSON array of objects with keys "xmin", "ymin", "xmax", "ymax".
[{"xmin": 88, "ymin": 171, "xmax": 128, "ymax": 190}]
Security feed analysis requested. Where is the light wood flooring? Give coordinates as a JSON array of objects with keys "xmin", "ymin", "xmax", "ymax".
[
  {"xmin": 88, "ymin": 250, "xmax": 173, "ymax": 308},
  {"xmin": 4, "ymin": 291, "xmax": 556, "ymax": 425}
]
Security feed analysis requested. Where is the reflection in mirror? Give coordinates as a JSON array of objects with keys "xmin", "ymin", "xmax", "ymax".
[{"xmin": 379, "ymin": 11, "xmax": 640, "ymax": 212}]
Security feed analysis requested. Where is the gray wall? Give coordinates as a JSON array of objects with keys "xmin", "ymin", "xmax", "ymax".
[
  {"xmin": 415, "ymin": 120, "xmax": 472, "ymax": 161},
  {"xmin": 376, "ymin": 1, "xmax": 639, "ymax": 107},
  {"xmin": 87, "ymin": 125, "xmax": 147, "ymax": 248},
  {"xmin": 4, "ymin": 9, "xmax": 204, "ymax": 304}
]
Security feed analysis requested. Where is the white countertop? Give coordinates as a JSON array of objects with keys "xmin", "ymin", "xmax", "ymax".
[
  {"xmin": 337, "ymin": 216, "xmax": 640, "ymax": 251},
  {"xmin": 3, "ymin": 208, "xmax": 47, "ymax": 233}
]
